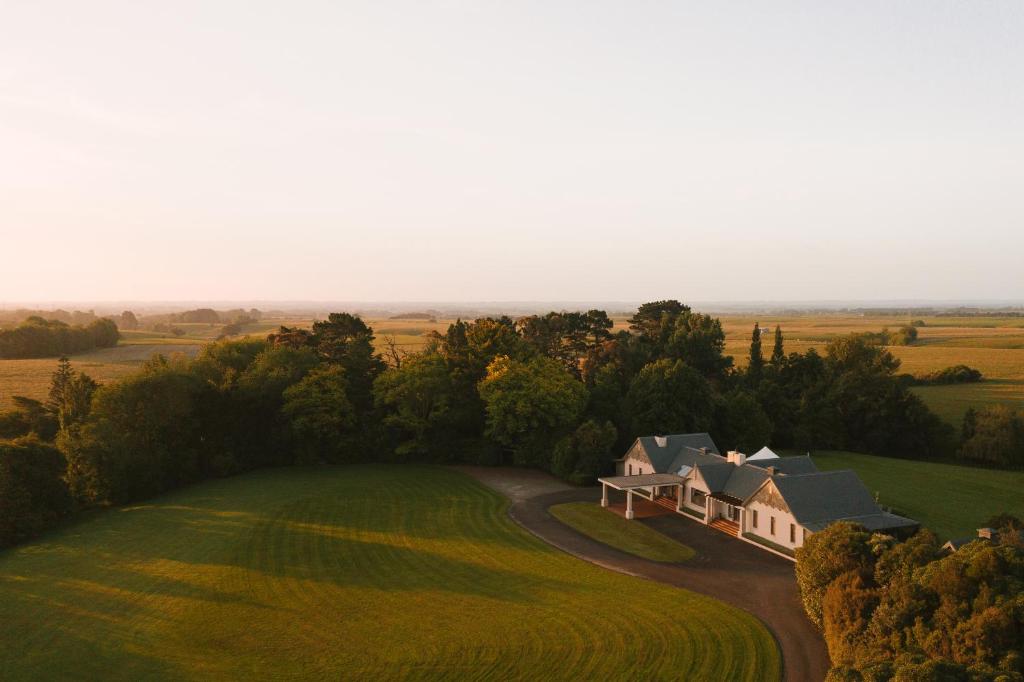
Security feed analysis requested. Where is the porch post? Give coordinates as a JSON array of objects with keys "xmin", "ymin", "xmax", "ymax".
[
  {"xmin": 601, "ymin": 482, "xmax": 608, "ymax": 508},
  {"xmin": 625, "ymin": 490, "xmax": 635, "ymax": 520},
  {"xmin": 676, "ymin": 483, "xmax": 683, "ymax": 512},
  {"xmin": 704, "ymin": 494, "xmax": 711, "ymax": 525}
]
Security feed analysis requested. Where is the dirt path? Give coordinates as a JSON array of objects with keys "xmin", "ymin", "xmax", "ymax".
[{"xmin": 457, "ymin": 467, "xmax": 830, "ymax": 682}]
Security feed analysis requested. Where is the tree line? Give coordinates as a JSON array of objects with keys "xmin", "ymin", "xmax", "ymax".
[
  {"xmin": 0, "ymin": 301, "xmax": 1017, "ymax": 548},
  {"xmin": 0, "ymin": 317, "xmax": 119, "ymax": 359},
  {"xmin": 795, "ymin": 517, "xmax": 1024, "ymax": 681}
]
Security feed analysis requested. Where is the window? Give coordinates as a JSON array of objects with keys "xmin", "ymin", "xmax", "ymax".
[
  {"xmin": 690, "ymin": 488, "xmax": 707, "ymax": 507},
  {"xmin": 770, "ymin": 517, "xmax": 776, "ymax": 536},
  {"xmin": 628, "ymin": 464, "xmax": 632, "ymax": 475},
  {"xmin": 790, "ymin": 524, "xmax": 795, "ymax": 543},
  {"xmin": 752, "ymin": 510, "xmax": 758, "ymax": 528},
  {"xmin": 802, "ymin": 528, "xmax": 807, "ymax": 544}
]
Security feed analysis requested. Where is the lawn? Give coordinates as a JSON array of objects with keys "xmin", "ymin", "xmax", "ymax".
[
  {"xmin": 0, "ymin": 465, "xmax": 778, "ymax": 680},
  {"xmin": 549, "ymin": 502, "xmax": 695, "ymax": 563},
  {"xmin": 803, "ymin": 450, "xmax": 1024, "ymax": 541}
]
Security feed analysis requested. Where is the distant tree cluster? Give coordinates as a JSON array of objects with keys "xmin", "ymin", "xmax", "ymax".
[
  {"xmin": 911, "ymin": 365, "xmax": 984, "ymax": 386},
  {"xmin": 0, "ymin": 317, "xmax": 119, "ymax": 359},
  {"xmin": 796, "ymin": 520, "xmax": 1024, "ymax": 681}
]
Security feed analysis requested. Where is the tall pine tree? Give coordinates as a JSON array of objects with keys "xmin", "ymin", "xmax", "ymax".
[
  {"xmin": 748, "ymin": 322, "xmax": 764, "ymax": 384},
  {"xmin": 771, "ymin": 325, "xmax": 785, "ymax": 365}
]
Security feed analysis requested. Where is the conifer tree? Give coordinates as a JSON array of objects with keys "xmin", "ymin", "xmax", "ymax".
[
  {"xmin": 748, "ymin": 322, "xmax": 764, "ymax": 384},
  {"xmin": 771, "ymin": 325, "xmax": 785, "ymax": 365}
]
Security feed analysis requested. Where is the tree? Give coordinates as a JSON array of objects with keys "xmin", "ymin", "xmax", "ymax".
[
  {"xmin": 309, "ymin": 313, "xmax": 386, "ymax": 414},
  {"xmin": 47, "ymin": 357, "xmax": 97, "ymax": 432},
  {"xmin": 959, "ymin": 405, "xmax": 1024, "ymax": 468},
  {"xmin": 771, "ymin": 325, "xmax": 785, "ymax": 366},
  {"xmin": 748, "ymin": 322, "xmax": 764, "ymax": 384},
  {"xmin": 373, "ymin": 352, "xmax": 455, "ymax": 458},
  {"xmin": 0, "ymin": 396, "xmax": 57, "ymax": 440},
  {"xmin": 625, "ymin": 359, "xmax": 714, "ymax": 437},
  {"xmin": 715, "ymin": 390, "xmax": 773, "ymax": 453},
  {"xmin": 0, "ymin": 437, "xmax": 73, "ymax": 547},
  {"xmin": 282, "ymin": 364, "xmax": 357, "ymax": 463},
  {"xmin": 664, "ymin": 311, "xmax": 733, "ymax": 381},
  {"xmin": 118, "ymin": 310, "xmax": 139, "ymax": 330},
  {"xmin": 477, "ymin": 355, "xmax": 587, "ymax": 467},
  {"xmin": 822, "ymin": 571, "xmax": 879, "ymax": 666},
  {"xmin": 628, "ymin": 300, "xmax": 690, "ymax": 341},
  {"xmin": 62, "ymin": 358, "xmax": 205, "ymax": 504},
  {"xmin": 795, "ymin": 521, "xmax": 874, "ymax": 628},
  {"xmin": 551, "ymin": 419, "xmax": 617, "ymax": 483}
]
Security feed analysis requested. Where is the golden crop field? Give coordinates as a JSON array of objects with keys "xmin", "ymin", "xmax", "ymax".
[{"xmin": 2, "ymin": 312, "xmax": 1021, "ymax": 426}]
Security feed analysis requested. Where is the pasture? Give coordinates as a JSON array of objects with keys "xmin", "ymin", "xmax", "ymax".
[
  {"xmin": 0, "ymin": 465, "xmax": 778, "ymax": 681},
  {"xmin": 803, "ymin": 450, "xmax": 1024, "ymax": 540}
]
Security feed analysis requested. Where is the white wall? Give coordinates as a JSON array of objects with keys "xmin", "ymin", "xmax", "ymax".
[{"xmin": 743, "ymin": 500, "xmax": 806, "ymax": 550}]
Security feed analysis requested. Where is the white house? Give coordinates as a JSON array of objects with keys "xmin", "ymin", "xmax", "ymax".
[{"xmin": 599, "ymin": 433, "xmax": 917, "ymax": 560}]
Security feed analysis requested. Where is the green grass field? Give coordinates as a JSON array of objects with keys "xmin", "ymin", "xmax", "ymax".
[
  {"xmin": 549, "ymin": 502, "xmax": 695, "ymax": 563},
  {"xmin": 803, "ymin": 450, "xmax": 1024, "ymax": 540},
  {"xmin": 0, "ymin": 465, "xmax": 778, "ymax": 680}
]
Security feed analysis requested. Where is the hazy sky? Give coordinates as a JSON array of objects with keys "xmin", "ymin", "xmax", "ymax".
[{"xmin": 2, "ymin": 1, "xmax": 1022, "ymax": 303}]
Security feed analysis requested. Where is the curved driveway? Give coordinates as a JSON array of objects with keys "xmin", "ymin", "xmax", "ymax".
[{"xmin": 457, "ymin": 467, "xmax": 829, "ymax": 682}]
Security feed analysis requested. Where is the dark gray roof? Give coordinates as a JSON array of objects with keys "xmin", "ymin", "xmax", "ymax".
[
  {"xmin": 634, "ymin": 433, "xmax": 722, "ymax": 473},
  {"xmin": 747, "ymin": 455, "xmax": 819, "ymax": 476},
  {"xmin": 771, "ymin": 470, "xmax": 884, "ymax": 526},
  {"xmin": 695, "ymin": 463, "xmax": 734, "ymax": 492},
  {"xmin": 802, "ymin": 512, "xmax": 919, "ymax": 533},
  {"xmin": 721, "ymin": 464, "xmax": 772, "ymax": 500}
]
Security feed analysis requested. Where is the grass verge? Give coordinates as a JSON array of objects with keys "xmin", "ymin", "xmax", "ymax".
[{"xmin": 549, "ymin": 501, "xmax": 695, "ymax": 563}]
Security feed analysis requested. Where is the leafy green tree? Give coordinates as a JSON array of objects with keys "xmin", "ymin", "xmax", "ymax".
[
  {"xmin": 62, "ymin": 358, "xmax": 204, "ymax": 504},
  {"xmin": 625, "ymin": 359, "xmax": 714, "ymax": 437},
  {"xmin": 664, "ymin": 311, "xmax": 732, "ymax": 381},
  {"xmin": 282, "ymin": 364, "xmax": 357, "ymax": 463},
  {"xmin": 959, "ymin": 405, "xmax": 1024, "ymax": 468},
  {"xmin": 822, "ymin": 571, "xmax": 879, "ymax": 666},
  {"xmin": 374, "ymin": 352, "xmax": 455, "ymax": 459},
  {"xmin": 309, "ymin": 313, "xmax": 386, "ymax": 413},
  {"xmin": 714, "ymin": 389, "xmax": 773, "ymax": 453},
  {"xmin": 628, "ymin": 300, "xmax": 689, "ymax": 342},
  {"xmin": 478, "ymin": 355, "xmax": 587, "ymax": 467},
  {"xmin": 795, "ymin": 521, "xmax": 874, "ymax": 628},
  {"xmin": 551, "ymin": 419, "xmax": 617, "ymax": 483},
  {"xmin": 0, "ymin": 437, "xmax": 72, "ymax": 547}
]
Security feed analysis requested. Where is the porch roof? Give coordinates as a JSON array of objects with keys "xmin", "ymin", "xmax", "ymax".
[{"xmin": 598, "ymin": 473, "xmax": 685, "ymax": 490}]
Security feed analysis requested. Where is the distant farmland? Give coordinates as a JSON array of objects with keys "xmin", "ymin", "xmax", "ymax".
[{"xmin": 2, "ymin": 312, "xmax": 1021, "ymax": 425}]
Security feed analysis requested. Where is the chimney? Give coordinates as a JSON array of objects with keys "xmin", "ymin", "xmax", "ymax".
[
  {"xmin": 765, "ymin": 466, "xmax": 778, "ymax": 476},
  {"xmin": 654, "ymin": 436, "xmax": 668, "ymax": 447},
  {"xmin": 727, "ymin": 450, "xmax": 746, "ymax": 466},
  {"xmin": 977, "ymin": 528, "xmax": 997, "ymax": 540}
]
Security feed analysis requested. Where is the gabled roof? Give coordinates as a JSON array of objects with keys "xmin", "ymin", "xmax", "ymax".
[
  {"xmin": 748, "ymin": 455, "xmax": 819, "ymax": 476},
  {"xmin": 628, "ymin": 433, "xmax": 722, "ymax": 473},
  {"xmin": 721, "ymin": 464, "xmax": 772, "ymax": 500},
  {"xmin": 695, "ymin": 462, "xmax": 734, "ymax": 492},
  {"xmin": 747, "ymin": 446, "xmax": 779, "ymax": 461},
  {"xmin": 770, "ymin": 470, "xmax": 901, "ymax": 528}
]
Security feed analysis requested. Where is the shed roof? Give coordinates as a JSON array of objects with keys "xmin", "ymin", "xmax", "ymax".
[{"xmin": 598, "ymin": 473, "xmax": 685, "ymax": 490}]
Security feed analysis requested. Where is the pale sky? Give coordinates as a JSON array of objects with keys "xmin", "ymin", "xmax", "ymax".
[{"xmin": 2, "ymin": 1, "xmax": 1022, "ymax": 303}]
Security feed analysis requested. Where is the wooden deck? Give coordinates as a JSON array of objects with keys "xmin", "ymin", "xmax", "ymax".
[{"xmin": 709, "ymin": 517, "xmax": 740, "ymax": 537}]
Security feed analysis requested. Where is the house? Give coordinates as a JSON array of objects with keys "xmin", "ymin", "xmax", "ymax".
[
  {"xmin": 942, "ymin": 527, "xmax": 1022, "ymax": 554},
  {"xmin": 599, "ymin": 433, "xmax": 918, "ymax": 560}
]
